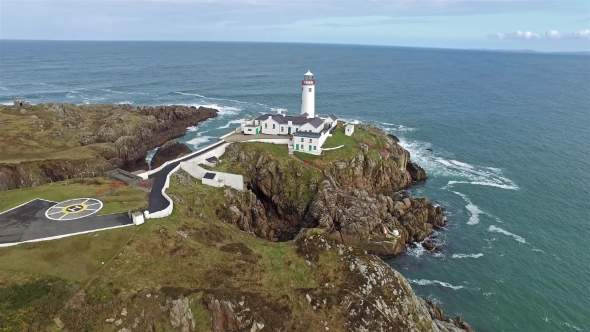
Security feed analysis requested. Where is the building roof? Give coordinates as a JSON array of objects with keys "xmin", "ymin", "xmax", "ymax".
[
  {"xmin": 328, "ymin": 114, "xmax": 337, "ymax": 121},
  {"xmin": 206, "ymin": 156, "xmax": 219, "ymax": 163},
  {"xmin": 307, "ymin": 117, "xmax": 324, "ymax": 128},
  {"xmin": 256, "ymin": 113, "xmax": 312, "ymax": 126},
  {"xmin": 203, "ymin": 172, "xmax": 217, "ymax": 180},
  {"xmin": 346, "ymin": 124, "xmax": 355, "ymax": 129},
  {"xmin": 293, "ymin": 131, "xmax": 321, "ymax": 138}
]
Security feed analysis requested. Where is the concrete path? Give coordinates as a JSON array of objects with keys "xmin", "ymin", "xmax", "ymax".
[{"xmin": 147, "ymin": 141, "xmax": 225, "ymax": 213}]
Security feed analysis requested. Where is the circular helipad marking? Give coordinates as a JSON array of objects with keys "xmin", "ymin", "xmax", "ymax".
[{"xmin": 45, "ymin": 198, "xmax": 103, "ymax": 221}]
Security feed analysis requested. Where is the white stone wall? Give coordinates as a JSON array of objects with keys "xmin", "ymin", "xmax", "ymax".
[
  {"xmin": 202, "ymin": 177, "xmax": 223, "ymax": 188},
  {"xmin": 261, "ymin": 119, "xmax": 281, "ymax": 135},
  {"xmin": 180, "ymin": 162, "xmax": 244, "ymax": 191}
]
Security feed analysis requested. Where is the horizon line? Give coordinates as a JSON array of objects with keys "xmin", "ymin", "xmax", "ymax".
[{"xmin": 1, "ymin": 38, "xmax": 589, "ymax": 55}]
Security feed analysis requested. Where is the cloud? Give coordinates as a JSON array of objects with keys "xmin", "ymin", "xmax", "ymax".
[
  {"xmin": 315, "ymin": 17, "xmax": 441, "ymax": 28},
  {"xmin": 490, "ymin": 29, "xmax": 590, "ymax": 40},
  {"xmin": 491, "ymin": 31, "xmax": 541, "ymax": 40}
]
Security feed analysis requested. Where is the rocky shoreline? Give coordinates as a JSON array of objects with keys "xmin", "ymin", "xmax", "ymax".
[
  {"xmin": 220, "ymin": 124, "xmax": 445, "ymax": 257},
  {"xmin": 0, "ymin": 103, "xmax": 217, "ymax": 190}
]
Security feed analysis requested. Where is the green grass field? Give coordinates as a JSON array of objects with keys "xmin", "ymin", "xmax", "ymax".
[
  {"xmin": 0, "ymin": 178, "xmax": 148, "ymax": 215},
  {"xmin": 322, "ymin": 126, "xmax": 357, "ymax": 148}
]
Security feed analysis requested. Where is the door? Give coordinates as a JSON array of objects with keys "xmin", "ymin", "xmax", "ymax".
[
  {"xmin": 309, "ymin": 145, "xmax": 312, "ymax": 151},
  {"xmin": 255, "ymin": 128, "xmax": 259, "ymax": 135},
  {"xmin": 288, "ymin": 127, "xmax": 291, "ymax": 135},
  {"xmin": 296, "ymin": 144, "xmax": 299, "ymax": 150}
]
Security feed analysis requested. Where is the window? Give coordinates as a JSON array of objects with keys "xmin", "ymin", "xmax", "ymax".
[
  {"xmin": 308, "ymin": 88, "xmax": 312, "ymax": 92},
  {"xmin": 309, "ymin": 139, "xmax": 312, "ymax": 143},
  {"xmin": 300, "ymin": 138, "xmax": 304, "ymax": 142},
  {"xmin": 314, "ymin": 146, "xmax": 317, "ymax": 150},
  {"xmin": 273, "ymin": 124, "xmax": 275, "ymax": 129},
  {"xmin": 281, "ymin": 127, "xmax": 284, "ymax": 132},
  {"xmin": 265, "ymin": 123, "xmax": 267, "ymax": 128},
  {"xmin": 301, "ymin": 145, "xmax": 304, "ymax": 150}
]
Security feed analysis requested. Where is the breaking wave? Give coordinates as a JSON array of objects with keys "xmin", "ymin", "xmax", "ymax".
[
  {"xmin": 186, "ymin": 136, "xmax": 214, "ymax": 149},
  {"xmin": 397, "ymin": 137, "xmax": 517, "ymax": 191},
  {"xmin": 217, "ymin": 119, "xmax": 244, "ymax": 129},
  {"xmin": 380, "ymin": 122, "xmax": 416, "ymax": 132},
  {"xmin": 100, "ymin": 88, "xmax": 148, "ymax": 95},
  {"xmin": 488, "ymin": 225, "xmax": 526, "ymax": 244},
  {"xmin": 452, "ymin": 253, "xmax": 484, "ymax": 259},
  {"xmin": 189, "ymin": 103, "xmax": 241, "ymax": 116},
  {"xmin": 450, "ymin": 191, "xmax": 484, "ymax": 225},
  {"xmin": 408, "ymin": 279, "xmax": 465, "ymax": 290}
]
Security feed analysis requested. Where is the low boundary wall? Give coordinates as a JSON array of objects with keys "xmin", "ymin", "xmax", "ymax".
[
  {"xmin": 180, "ymin": 162, "xmax": 244, "ymax": 191},
  {"xmin": 138, "ymin": 141, "xmax": 225, "ymax": 180},
  {"xmin": 144, "ymin": 164, "xmax": 181, "ymax": 219},
  {"xmin": 246, "ymin": 138, "xmax": 290, "ymax": 144}
]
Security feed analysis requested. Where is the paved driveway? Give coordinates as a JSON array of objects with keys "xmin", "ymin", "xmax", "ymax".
[{"xmin": 0, "ymin": 199, "xmax": 132, "ymax": 245}]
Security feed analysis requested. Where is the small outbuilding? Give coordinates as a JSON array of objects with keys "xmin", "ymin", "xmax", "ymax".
[
  {"xmin": 14, "ymin": 98, "xmax": 30, "ymax": 107},
  {"xmin": 203, "ymin": 156, "xmax": 220, "ymax": 167},
  {"xmin": 202, "ymin": 172, "xmax": 224, "ymax": 188},
  {"xmin": 132, "ymin": 211, "xmax": 145, "ymax": 225},
  {"xmin": 345, "ymin": 124, "xmax": 355, "ymax": 136}
]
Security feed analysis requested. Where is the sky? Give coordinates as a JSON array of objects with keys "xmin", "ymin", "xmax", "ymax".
[{"xmin": 1, "ymin": 0, "xmax": 589, "ymax": 52}]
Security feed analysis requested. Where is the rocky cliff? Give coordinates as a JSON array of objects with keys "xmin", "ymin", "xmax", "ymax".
[
  {"xmin": 219, "ymin": 126, "xmax": 443, "ymax": 257},
  {"xmin": 199, "ymin": 229, "xmax": 472, "ymax": 332},
  {"xmin": 151, "ymin": 140, "xmax": 192, "ymax": 169},
  {"xmin": 0, "ymin": 103, "xmax": 217, "ymax": 190}
]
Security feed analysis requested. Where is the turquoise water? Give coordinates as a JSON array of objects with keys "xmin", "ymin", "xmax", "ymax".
[{"xmin": 1, "ymin": 41, "xmax": 589, "ymax": 331}]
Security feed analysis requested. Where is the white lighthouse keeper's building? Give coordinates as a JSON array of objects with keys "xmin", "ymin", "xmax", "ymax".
[{"xmin": 301, "ymin": 70, "xmax": 315, "ymax": 118}]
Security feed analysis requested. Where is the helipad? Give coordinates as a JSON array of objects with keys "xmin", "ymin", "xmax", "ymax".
[
  {"xmin": 0, "ymin": 198, "xmax": 133, "ymax": 246},
  {"xmin": 45, "ymin": 198, "xmax": 103, "ymax": 220}
]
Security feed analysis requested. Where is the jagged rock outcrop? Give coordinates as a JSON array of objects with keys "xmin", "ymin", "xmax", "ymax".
[
  {"xmin": 200, "ymin": 230, "xmax": 472, "ymax": 332},
  {"xmin": 151, "ymin": 140, "xmax": 192, "ymax": 169},
  {"xmin": 219, "ymin": 135, "xmax": 445, "ymax": 256},
  {"xmin": 0, "ymin": 103, "xmax": 217, "ymax": 190}
]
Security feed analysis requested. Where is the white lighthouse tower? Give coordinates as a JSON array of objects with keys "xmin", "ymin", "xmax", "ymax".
[{"xmin": 301, "ymin": 70, "xmax": 315, "ymax": 118}]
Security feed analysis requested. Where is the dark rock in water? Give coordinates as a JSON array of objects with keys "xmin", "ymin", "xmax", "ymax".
[
  {"xmin": 426, "ymin": 148, "xmax": 433, "ymax": 152},
  {"xmin": 422, "ymin": 240, "xmax": 437, "ymax": 251},
  {"xmin": 151, "ymin": 139, "xmax": 192, "ymax": 169},
  {"xmin": 434, "ymin": 245, "xmax": 443, "ymax": 252},
  {"xmin": 406, "ymin": 162, "xmax": 427, "ymax": 182},
  {"xmin": 387, "ymin": 133, "xmax": 399, "ymax": 142}
]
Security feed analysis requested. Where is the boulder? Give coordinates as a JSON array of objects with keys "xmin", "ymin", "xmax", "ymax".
[{"xmin": 151, "ymin": 140, "xmax": 192, "ymax": 169}]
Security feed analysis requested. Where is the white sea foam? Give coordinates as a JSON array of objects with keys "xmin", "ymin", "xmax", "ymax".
[
  {"xmin": 270, "ymin": 107, "xmax": 288, "ymax": 114},
  {"xmin": 340, "ymin": 117, "xmax": 361, "ymax": 125},
  {"xmin": 450, "ymin": 191, "xmax": 484, "ymax": 225},
  {"xmin": 217, "ymin": 119, "xmax": 244, "ymax": 129},
  {"xmin": 398, "ymin": 137, "xmax": 518, "ymax": 191},
  {"xmin": 189, "ymin": 103, "xmax": 241, "ymax": 116},
  {"xmin": 562, "ymin": 322, "xmax": 583, "ymax": 331},
  {"xmin": 380, "ymin": 122, "xmax": 416, "ymax": 132},
  {"xmin": 1, "ymin": 102, "xmax": 13, "ymax": 105},
  {"xmin": 186, "ymin": 136, "xmax": 213, "ymax": 149},
  {"xmin": 408, "ymin": 279, "xmax": 465, "ymax": 290},
  {"xmin": 0, "ymin": 87, "xmax": 10, "ymax": 91},
  {"xmin": 488, "ymin": 225, "xmax": 526, "ymax": 244},
  {"xmin": 116, "ymin": 101, "xmax": 133, "ymax": 105},
  {"xmin": 100, "ymin": 88, "xmax": 148, "ymax": 95},
  {"xmin": 452, "ymin": 253, "xmax": 484, "ymax": 259},
  {"xmin": 406, "ymin": 244, "xmax": 426, "ymax": 258},
  {"xmin": 173, "ymin": 91, "xmax": 206, "ymax": 98}
]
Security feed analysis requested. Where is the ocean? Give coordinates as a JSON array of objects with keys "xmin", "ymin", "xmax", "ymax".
[{"xmin": 1, "ymin": 40, "xmax": 588, "ymax": 331}]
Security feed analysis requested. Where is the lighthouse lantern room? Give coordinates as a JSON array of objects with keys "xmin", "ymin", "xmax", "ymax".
[{"xmin": 301, "ymin": 70, "xmax": 315, "ymax": 118}]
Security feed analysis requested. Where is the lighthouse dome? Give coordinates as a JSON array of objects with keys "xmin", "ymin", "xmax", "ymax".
[{"xmin": 305, "ymin": 70, "xmax": 313, "ymax": 76}]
